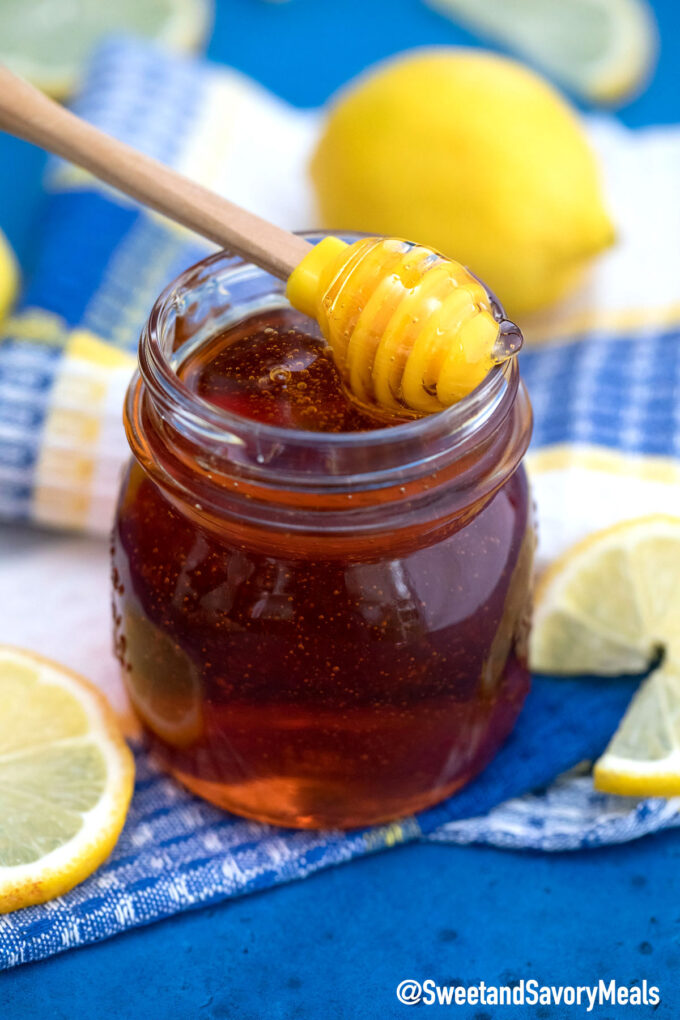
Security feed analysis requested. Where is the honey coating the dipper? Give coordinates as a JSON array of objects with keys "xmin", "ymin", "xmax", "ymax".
[{"xmin": 286, "ymin": 236, "xmax": 522, "ymax": 416}]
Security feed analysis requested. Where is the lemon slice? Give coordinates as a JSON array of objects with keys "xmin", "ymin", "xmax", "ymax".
[
  {"xmin": 530, "ymin": 516, "xmax": 680, "ymax": 797},
  {"xmin": 0, "ymin": 0, "xmax": 213, "ymax": 98},
  {"xmin": 0, "ymin": 647, "xmax": 134, "ymax": 913},
  {"xmin": 426, "ymin": 0, "xmax": 657, "ymax": 104},
  {"xmin": 123, "ymin": 608, "xmax": 203, "ymax": 748},
  {"xmin": 594, "ymin": 661, "xmax": 680, "ymax": 795},
  {"xmin": 0, "ymin": 229, "xmax": 19, "ymax": 321}
]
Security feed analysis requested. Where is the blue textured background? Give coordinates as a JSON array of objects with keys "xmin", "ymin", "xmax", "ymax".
[{"xmin": 1, "ymin": 1, "xmax": 679, "ymax": 1015}]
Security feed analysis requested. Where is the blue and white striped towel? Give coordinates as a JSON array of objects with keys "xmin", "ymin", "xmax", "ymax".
[{"xmin": 1, "ymin": 39, "xmax": 679, "ymax": 969}]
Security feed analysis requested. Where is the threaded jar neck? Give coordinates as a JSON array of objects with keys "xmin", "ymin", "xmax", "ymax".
[{"xmin": 124, "ymin": 234, "xmax": 532, "ymax": 552}]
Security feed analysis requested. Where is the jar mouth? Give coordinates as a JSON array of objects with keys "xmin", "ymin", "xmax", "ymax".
[{"xmin": 136, "ymin": 231, "xmax": 522, "ymax": 487}]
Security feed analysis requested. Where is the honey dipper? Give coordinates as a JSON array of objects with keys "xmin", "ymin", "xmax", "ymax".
[{"xmin": 0, "ymin": 66, "xmax": 521, "ymax": 416}]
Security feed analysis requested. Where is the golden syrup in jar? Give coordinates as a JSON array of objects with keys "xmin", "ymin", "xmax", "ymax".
[
  {"xmin": 181, "ymin": 309, "xmax": 389, "ymax": 431},
  {"xmin": 112, "ymin": 306, "xmax": 533, "ymax": 828}
]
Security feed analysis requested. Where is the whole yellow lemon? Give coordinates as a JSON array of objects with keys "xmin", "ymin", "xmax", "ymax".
[{"xmin": 311, "ymin": 49, "xmax": 614, "ymax": 317}]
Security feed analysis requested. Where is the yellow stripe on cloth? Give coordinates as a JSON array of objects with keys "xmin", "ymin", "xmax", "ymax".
[
  {"xmin": 524, "ymin": 301, "xmax": 680, "ymax": 346},
  {"xmin": 32, "ymin": 330, "xmax": 135, "ymax": 533},
  {"xmin": 68, "ymin": 330, "xmax": 137, "ymax": 370},
  {"xmin": 0, "ymin": 309, "xmax": 70, "ymax": 346}
]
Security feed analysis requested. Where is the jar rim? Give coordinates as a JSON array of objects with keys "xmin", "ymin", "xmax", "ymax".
[
  {"xmin": 126, "ymin": 232, "xmax": 532, "ymax": 544},
  {"xmin": 137, "ymin": 231, "xmax": 521, "ymax": 479}
]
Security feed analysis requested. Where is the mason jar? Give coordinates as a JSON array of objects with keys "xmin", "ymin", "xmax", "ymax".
[{"xmin": 111, "ymin": 233, "xmax": 534, "ymax": 829}]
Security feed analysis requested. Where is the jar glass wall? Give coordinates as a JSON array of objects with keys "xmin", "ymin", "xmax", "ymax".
[{"xmin": 112, "ymin": 233, "xmax": 535, "ymax": 829}]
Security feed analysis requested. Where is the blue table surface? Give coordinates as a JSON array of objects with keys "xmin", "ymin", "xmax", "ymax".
[{"xmin": 2, "ymin": 1, "xmax": 680, "ymax": 1016}]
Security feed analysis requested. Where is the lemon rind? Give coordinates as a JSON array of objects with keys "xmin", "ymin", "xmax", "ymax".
[
  {"xmin": 426, "ymin": 0, "xmax": 657, "ymax": 105},
  {"xmin": 0, "ymin": 646, "xmax": 135, "ymax": 913},
  {"xmin": 0, "ymin": 0, "xmax": 213, "ymax": 99},
  {"xmin": 530, "ymin": 516, "xmax": 680, "ymax": 799}
]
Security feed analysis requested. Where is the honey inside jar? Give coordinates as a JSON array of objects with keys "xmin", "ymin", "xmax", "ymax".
[
  {"xmin": 179, "ymin": 308, "xmax": 393, "ymax": 432},
  {"xmin": 112, "ymin": 241, "xmax": 534, "ymax": 829}
]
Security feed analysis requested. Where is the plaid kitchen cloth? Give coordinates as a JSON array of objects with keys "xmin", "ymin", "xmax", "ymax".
[{"xmin": 1, "ymin": 39, "xmax": 680, "ymax": 968}]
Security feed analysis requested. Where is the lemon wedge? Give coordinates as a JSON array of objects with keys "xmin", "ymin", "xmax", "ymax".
[
  {"xmin": 0, "ymin": 647, "xmax": 134, "ymax": 913},
  {"xmin": 0, "ymin": 0, "xmax": 213, "ymax": 98},
  {"xmin": 426, "ymin": 0, "xmax": 657, "ymax": 105},
  {"xmin": 530, "ymin": 516, "xmax": 680, "ymax": 797},
  {"xmin": 0, "ymin": 229, "xmax": 19, "ymax": 321},
  {"xmin": 594, "ymin": 661, "xmax": 680, "ymax": 796}
]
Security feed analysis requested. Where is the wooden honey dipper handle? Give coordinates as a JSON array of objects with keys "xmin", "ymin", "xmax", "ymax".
[{"xmin": 0, "ymin": 65, "xmax": 312, "ymax": 279}]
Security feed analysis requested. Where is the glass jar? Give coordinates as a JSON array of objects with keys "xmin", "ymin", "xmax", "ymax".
[{"xmin": 111, "ymin": 233, "xmax": 534, "ymax": 829}]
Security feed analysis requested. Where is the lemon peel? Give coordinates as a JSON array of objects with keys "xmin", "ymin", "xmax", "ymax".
[
  {"xmin": 311, "ymin": 49, "xmax": 614, "ymax": 317},
  {"xmin": 0, "ymin": 230, "xmax": 19, "ymax": 321},
  {"xmin": 426, "ymin": 0, "xmax": 657, "ymax": 106},
  {"xmin": 0, "ymin": 0, "xmax": 213, "ymax": 98},
  {"xmin": 530, "ymin": 516, "xmax": 680, "ymax": 798},
  {"xmin": 0, "ymin": 646, "xmax": 134, "ymax": 913}
]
